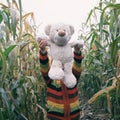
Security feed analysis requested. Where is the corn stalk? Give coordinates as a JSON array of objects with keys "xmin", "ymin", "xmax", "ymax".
[
  {"xmin": 0, "ymin": 0, "xmax": 46, "ymax": 119},
  {"xmin": 80, "ymin": 0, "xmax": 120, "ymax": 119}
]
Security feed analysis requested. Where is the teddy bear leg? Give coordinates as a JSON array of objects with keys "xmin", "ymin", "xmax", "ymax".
[
  {"xmin": 63, "ymin": 62, "xmax": 77, "ymax": 88},
  {"xmin": 48, "ymin": 60, "xmax": 64, "ymax": 80}
]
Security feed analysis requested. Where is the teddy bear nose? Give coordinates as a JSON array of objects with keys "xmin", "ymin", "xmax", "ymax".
[{"xmin": 58, "ymin": 31, "xmax": 66, "ymax": 37}]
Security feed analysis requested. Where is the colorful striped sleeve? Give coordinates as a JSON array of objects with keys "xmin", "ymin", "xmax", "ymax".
[
  {"xmin": 39, "ymin": 50, "xmax": 51, "ymax": 85},
  {"xmin": 72, "ymin": 51, "xmax": 83, "ymax": 80}
]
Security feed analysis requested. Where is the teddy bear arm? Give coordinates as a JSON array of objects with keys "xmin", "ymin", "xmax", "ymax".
[{"xmin": 69, "ymin": 40, "xmax": 84, "ymax": 48}]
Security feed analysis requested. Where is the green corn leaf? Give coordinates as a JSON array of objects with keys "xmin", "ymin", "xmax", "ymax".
[
  {"xmin": 90, "ymin": 32, "xmax": 97, "ymax": 49},
  {"xmin": 113, "ymin": 10, "xmax": 119, "ymax": 37},
  {"xmin": 0, "ymin": 109, "xmax": 4, "ymax": 120},
  {"xmin": 94, "ymin": 40, "xmax": 104, "ymax": 50},
  {"xmin": 111, "ymin": 36, "xmax": 120, "ymax": 64},
  {"xmin": 85, "ymin": 9, "xmax": 93, "ymax": 24},
  {"xmin": 0, "ymin": 88, "xmax": 10, "ymax": 109},
  {"xmin": 18, "ymin": 0, "xmax": 22, "ymax": 18},
  {"xmin": 0, "ymin": 88, "xmax": 14, "ymax": 119},
  {"xmin": 109, "ymin": 11, "xmax": 114, "ymax": 34},
  {"xmin": 2, "ymin": 9, "xmax": 10, "ymax": 30},
  {"xmin": 18, "ymin": 0, "xmax": 22, "ymax": 32},
  {"xmin": 100, "ymin": 3, "xmax": 120, "ymax": 40},
  {"xmin": 11, "ymin": 17, "xmax": 17, "ymax": 39},
  {"xmin": 117, "ymin": 36, "xmax": 120, "ymax": 43},
  {"xmin": 102, "ymin": 29, "xmax": 109, "ymax": 35},
  {"xmin": 2, "ymin": 11, "xmax": 9, "ymax": 27},
  {"xmin": 3, "ymin": 45, "xmax": 17, "ymax": 58},
  {"xmin": 0, "ymin": 48, "xmax": 6, "ymax": 79},
  {"xmin": 0, "ymin": 10, "xmax": 3, "ymax": 23}
]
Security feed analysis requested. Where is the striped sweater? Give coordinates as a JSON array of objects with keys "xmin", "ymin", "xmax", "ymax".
[{"xmin": 39, "ymin": 50, "xmax": 83, "ymax": 120}]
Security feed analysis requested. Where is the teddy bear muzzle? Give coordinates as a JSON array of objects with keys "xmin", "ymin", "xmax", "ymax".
[{"xmin": 58, "ymin": 30, "xmax": 66, "ymax": 37}]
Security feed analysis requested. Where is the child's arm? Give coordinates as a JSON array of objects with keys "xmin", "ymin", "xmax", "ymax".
[
  {"xmin": 37, "ymin": 38, "xmax": 51, "ymax": 85},
  {"xmin": 39, "ymin": 50, "xmax": 51, "ymax": 85},
  {"xmin": 72, "ymin": 46, "xmax": 83, "ymax": 81}
]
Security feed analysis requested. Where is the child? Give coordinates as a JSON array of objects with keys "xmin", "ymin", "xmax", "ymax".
[{"xmin": 38, "ymin": 39, "xmax": 83, "ymax": 120}]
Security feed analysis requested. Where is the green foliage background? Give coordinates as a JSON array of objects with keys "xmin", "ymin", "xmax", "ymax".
[
  {"xmin": 0, "ymin": 0, "xmax": 47, "ymax": 119},
  {"xmin": 79, "ymin": 0, "xmax": 120, "ymax": 119}
]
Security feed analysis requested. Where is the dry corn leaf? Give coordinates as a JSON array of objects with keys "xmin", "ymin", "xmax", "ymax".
[
  {"xmin": 88, "ymin": 79, "xmax": 117, "ymax": 104},
  {"xmin": 107, "ymin": 93, "xmax": 111, "ymax": 113}
]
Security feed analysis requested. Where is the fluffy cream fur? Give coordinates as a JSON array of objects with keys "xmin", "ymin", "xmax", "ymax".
[{"xmin": 42, "ymin": 23, "xmax": 83, "ymax": 88}]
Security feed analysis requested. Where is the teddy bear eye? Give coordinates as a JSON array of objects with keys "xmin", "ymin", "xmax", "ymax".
[{"xmin": 56, "ymin": 29, "xmax": 59, "ymax": 32}]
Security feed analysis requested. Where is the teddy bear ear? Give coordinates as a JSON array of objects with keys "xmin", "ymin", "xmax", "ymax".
[
  {"xmin": 69, "ymin": 25, "xmax": 74, "ymax": 35},
  {"xmin": 45, "ymin": 25, "xmax": 51, "ymax": 36}
]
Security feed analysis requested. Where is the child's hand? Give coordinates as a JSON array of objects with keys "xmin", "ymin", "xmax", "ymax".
[
  {"xmin": 74, "ymin": 44, "xmax": 81, "ymax": 54},
  {"xmin": 37, "ymin": 37, "xmax": 48, "ymax": 52},
  {"xmin": 74, "ymin": 41, "xmax": 84, "ymax": 54}
]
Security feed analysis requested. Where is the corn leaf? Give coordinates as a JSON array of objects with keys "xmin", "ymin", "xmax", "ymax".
[
  {"xmin": 0, "ymin": 48, "xmax": 7, "ymax": 79},
  {"xmin": 100, "ymin": 3, "xmax": 120, "ymax": 40},
  {"xmin": 107, "ymin": 93, "xmax": 111, "ymax": 113},
  {"xmin": 3, "ymin": 45, "xmax": 17, "ymax": 58},
  {"xmin": 85, "ymin": 9, "xmax": 93, "ymax": 24},
  {"xmin": 88, "ymin": 78, "xmax": 117, "ymax": 104},
  {"xmin": 11, "ymin": 17, "xmax": 17, "ymax": 39},
  {"xmin": 0, "ymin": 10, "xmax": 3, "ymax": 23}
]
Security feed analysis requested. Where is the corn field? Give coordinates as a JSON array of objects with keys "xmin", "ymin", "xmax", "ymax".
[{"xmin": 0, "ymin": 0, "xmax": 120, "ymax": 120}]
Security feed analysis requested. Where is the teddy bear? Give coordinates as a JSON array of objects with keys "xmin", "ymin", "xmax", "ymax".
[{"xmin": 39, "ymin": 23, "xmax": 83, "ymax": 88}]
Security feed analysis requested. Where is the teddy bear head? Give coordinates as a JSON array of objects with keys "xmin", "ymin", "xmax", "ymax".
[{"xmin": 45, "ymin": 23, "xmax": 74, "ymax": 46}]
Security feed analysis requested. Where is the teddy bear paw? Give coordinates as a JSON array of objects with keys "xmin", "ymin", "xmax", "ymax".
[
  {"xmin": 69, "ymin": 40, "xmax": 84, "ymax": 48},
  {"xmin": 48, "ymin": 68, "xmax": 64, "ymax": 80},
  {"xmin": 63, "ymin": 74, "xmax": 77, "ymax": 88}
]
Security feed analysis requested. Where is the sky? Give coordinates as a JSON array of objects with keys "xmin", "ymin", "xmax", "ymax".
[
  {"xmin": 1, "ymin": 0, "xmax": 120, "ymax": 36},
  {"xmin": 21, "ymin": 0, "xmax": 99, "ymax": 36}
]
